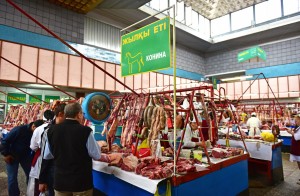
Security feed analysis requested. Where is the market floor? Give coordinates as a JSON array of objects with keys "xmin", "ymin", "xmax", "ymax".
[{"xmin": 0, "ymin": 153, "xmax": 299, "ymax": 196}]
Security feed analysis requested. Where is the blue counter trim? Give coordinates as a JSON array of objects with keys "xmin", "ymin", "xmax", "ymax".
[
  {"xmin": 172, "ymin": 160, "xmax": 248, "ymax": 196},
  {"xmin": 246, "ymin": 62, "xmax": 300, "ymax": 79},
  {"xmin": 93, "ymin": 159, "xmax": 248, "ymax": 196},
  {"xmin": 272, "ymin": 146, "xmax": 283, "ymax": 169}
]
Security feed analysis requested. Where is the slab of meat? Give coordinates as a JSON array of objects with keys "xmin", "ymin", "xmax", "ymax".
[
  {"xmin": 211, "ymin": 148, "xmax": 228, "ymax": 159},
  {"xmin": 121, "ymin": 155, "xmax": 139, "ymax": 172},
  {"xmin": 98, "ymin": 153, "xmax": 110, "ymax": 163},
  {"xmin": 108, "ymin": 153, "xmax": 123, "ymax": 167}
]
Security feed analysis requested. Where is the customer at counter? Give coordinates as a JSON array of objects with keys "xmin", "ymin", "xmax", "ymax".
[
  {"xmin": 1, "ymin": 120, "xmax": 44, "ymax": 196},
  {"xmin": 44, "ymin": 102, "xmax": 101, "ymax": 196},
  {"xmin": 39, "ymin": 102, "xmax": 66, "ymax": 196},
  {"xmin": 286, "ymin": 116, "xmax": 300, "ymax": 185},
  {"xmin": 247, "ymin": 112, "xmax": 262, "ymax": 137}
]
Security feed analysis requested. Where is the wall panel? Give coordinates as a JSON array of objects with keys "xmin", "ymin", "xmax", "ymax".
[
  {"xmin": 0, "ymin": 42, "xmax": 20, "ymax": 80},
  {"xmin": 268, "ymin": 78, "xmax": 278, "ymax": 98},
  {"xmin": 288, "ymin": 76, "xmax": 300, "ymax": 97},
  {"xmin": 105, "ymin": 63, "xmax": 116, "ymax": 91},
  {"xmin": 38, "ymin": 49, "xmax": 54, "ymax": 84},
  {"xmin": 176, "ymin": 77, "xmax": 181, "ymax": 96},
  {"xmin": 259, "ymin": 79, "xmax": 269, "ymax": 99},
  {"xmin": 157, "ymin": 73, "xmax": 164, "ymax": 92},
  {"xmin": 142, "ymin": 73, "xmax": 150, "ymax": 92},
  {"xmin": 94, "ymin": 61, "xmax": 105, "ymax": 90},
  {"xmin": 149, "ymin": 72, "xmax": 157, "ymax": 92},
  {"xmin": 163, "ymin": 74, "xmax": 170, "ymax": 91},
  {"xmin": 278, "ymin": 77, "xmax": 288, "ymax": 98},
  {"xmin": 53, "ymin": 52, "xmax": 68, "ymax": 86},
  {"xmin": 82, "ymin": 59, "xmax": 94, "ymax": 89},
  {"xmin": 181, "ymin": 78, "xmax": 187, "ymax": 90},
  {"xmin": 134, "ymin": 74, "xmax": 142, "ymax": 93},
  {"xmin": 20, "ymin": 45, "xmax": 38, "ymax": 83},
  {"xmin": 250, "ymin": 80, "xmax": 259, "ymax": 99},
  {"xmin": 227, "ymin": 83, "xmax": 235, "ymax": 100},
  {"xmin": 115, "ymin": 65, "xmax": 125, "ymax": 91},
  {"xmin": 68, "ymin": 56, "xmax": 81, "ymax": 87},
  {"xmin": 125, "ymin": 75, "xmax": 134, "ymax": 92},
  {"xmin": 242, "ymin": 81, "xmax": 251, "ymax": 100},
  {"xmin": 234, "ymin": 82, "xmax": 242, "ymax": 100}
]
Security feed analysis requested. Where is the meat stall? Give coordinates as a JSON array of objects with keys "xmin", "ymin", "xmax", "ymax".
[{"xmin": 82, "ymin": 86, "xmax": 250, "ymax": 196}]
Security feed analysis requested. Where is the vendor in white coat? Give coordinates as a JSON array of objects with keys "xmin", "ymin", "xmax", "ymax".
[
  {"xmin": 168, "ymin": 122, "xmax": 204, "ymax": 149},
  {"xmin": 247, "ymin": 112, "xmax": 262, "ymax": 136}
]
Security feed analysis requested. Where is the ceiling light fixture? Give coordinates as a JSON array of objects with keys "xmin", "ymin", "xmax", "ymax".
[{"xmin": 221, "ymin": 75, "xmax": 253, "ymax": 82}]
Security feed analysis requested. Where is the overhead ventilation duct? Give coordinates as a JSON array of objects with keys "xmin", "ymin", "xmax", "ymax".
[{"xmin": 48, "ymin": 0, "xmax": 104, "ymax": 14}]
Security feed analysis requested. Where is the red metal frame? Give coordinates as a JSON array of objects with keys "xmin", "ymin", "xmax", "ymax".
[{"xmin": 148, "ymin": 85, "xmax": 216, "ymax": 165}]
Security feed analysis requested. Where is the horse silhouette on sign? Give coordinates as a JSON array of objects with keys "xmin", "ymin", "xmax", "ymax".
[{"xmin": 125, "ymin": 52, "xmax": 144, "ymax": 74}]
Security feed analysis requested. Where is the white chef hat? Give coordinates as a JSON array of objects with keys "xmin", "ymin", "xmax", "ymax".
[{"xmin": 251, "ymin": 112, "xmax": 257, "ymax": 116}]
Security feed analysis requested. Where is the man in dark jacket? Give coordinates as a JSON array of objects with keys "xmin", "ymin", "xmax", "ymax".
[
  {"xmin": 1, "ymin": 120, "xmax": 44, "ymax": 196},
  {"xmin": 38, "ymin": 102, "xmax": 66, "ymax": 196},
  {"xmin": 44, "ymin": 102, "xmax": 101, "ymax": 196}
]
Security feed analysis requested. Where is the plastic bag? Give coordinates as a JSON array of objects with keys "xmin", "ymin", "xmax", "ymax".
[
  {"xmin": 154, "ymin": 180, "xmax": 171, "ymax": 196},
  {"xmin": 26, "ymin": 177, "xmax": 35, "ymax": 196},
  {"xmin": 155, "ymin": 140, "xmax": 162, "ymax": 158},
  {"xmin": 137, "ymin": 138, "xmax": 149, "ymax": 151}
]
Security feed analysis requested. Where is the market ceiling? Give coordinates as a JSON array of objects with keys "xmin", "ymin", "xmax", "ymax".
[
  {"xmin": 181, "ymin": 0, "xmax": 267, "ymax": 19},
  {"xmin": 49, "ymin": 0, "xmax": 300, "ymax": 53}
]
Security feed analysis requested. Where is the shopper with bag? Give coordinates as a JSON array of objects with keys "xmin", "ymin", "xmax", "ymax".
[{"xmin": 0, "ymin": 120, "xmax": 44, "ymax": 196}]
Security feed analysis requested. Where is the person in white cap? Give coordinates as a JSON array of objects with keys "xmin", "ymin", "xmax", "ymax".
[{"xmin": 246, "ymin": 112, "xmax": 262, "ymax": 137}]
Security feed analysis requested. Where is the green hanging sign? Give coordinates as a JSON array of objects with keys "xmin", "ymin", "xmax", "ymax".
[
  {"xmin": 121, "ymin": 17, "xmax": 171, "ymax": 77},
  {"xmin": 45, "ymin": 95, "xmax": 60, "ymax": 103},
  {"xmin": 212, "ymin": 77, "xmax": 218, "ymax": 90},
  {"xmin": 29, "ymin": 95, "xmax": 42, "ymax": 103},
  {"xmin": 7, "ymin": 93, "xmax": 26, "ymax": 103},
  {"xmin": 237, "ymin": 46, "xmax": 266, "ymax": 63}
]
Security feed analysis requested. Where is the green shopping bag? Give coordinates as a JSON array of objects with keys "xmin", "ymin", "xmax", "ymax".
[{"xmin": 155, "ymin": 180, "xmax": 171, "ymax": 196}]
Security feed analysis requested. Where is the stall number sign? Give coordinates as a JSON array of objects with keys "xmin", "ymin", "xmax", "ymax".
[
  {"xmin": 29, "ymin": 95, "xmax": 42, "ymax": 103},
  {"xmin": 212, "ymin": 77, "xmax": 218, "ymax": 90},
  {"xmin": 237, "ymin": 46, "xmax": 266, "ymax": 63},
  {"xmin": 121, "ymin": 17, "xmax": 171, "ymax": 77},
  {"xmin": 7, "ymin": 93, "xmax": 26, "ymax": 103},
  {"xmin": 45, "ymin": 95, "xmax": 60, "ymax": 103}
]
